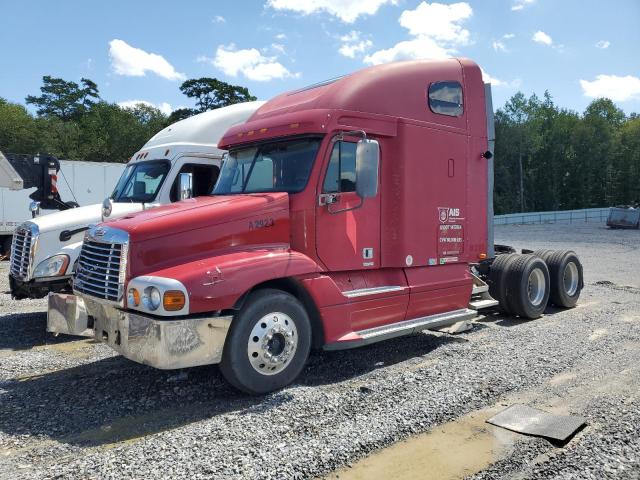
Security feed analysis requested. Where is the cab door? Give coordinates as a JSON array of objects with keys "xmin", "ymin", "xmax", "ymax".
[{"xmin": 315, "ymin": 139, "xmax": 381, "ymax": 271}]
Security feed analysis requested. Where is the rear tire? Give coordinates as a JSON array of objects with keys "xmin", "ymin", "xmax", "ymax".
[
  {"xmin": 505, "ymin": 254, "xmax": 550, "ymax": 319},
  {"xmin": 488, "ymin": 254, "xmax": 519, "ymax": 314},
  {"xmin": 546, "ymin": 250, "xmax": 583, "ymax": 308},
  {"xmin": 220, "ymin": 288, "xmax": 311, "ymax": 395},
  {"xmin": 532, "ymin": 249, "xmax": 554, "ymax": 263}
]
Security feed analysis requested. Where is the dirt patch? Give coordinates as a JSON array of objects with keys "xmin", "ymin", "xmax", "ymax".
[{"xmin": 326, "ymin": 406, "xmax": 518, "ymax": 480}]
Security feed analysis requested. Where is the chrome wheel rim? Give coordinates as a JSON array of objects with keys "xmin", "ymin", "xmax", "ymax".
[
  {"xmin": 563, "ymin": 262, "xmax": 579, "ymax": 296},
  {"xmin": 527, "ymin": 268, "xmax": 546, "ymax": 307},
  {"xmin": 247, "ymin": 312, "xmax": 298, "ymax": 376}
]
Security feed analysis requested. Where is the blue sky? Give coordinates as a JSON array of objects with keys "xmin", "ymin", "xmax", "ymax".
[{"xmin": 1, "ymin": 0, "xmax": 639, "ymax": 116}]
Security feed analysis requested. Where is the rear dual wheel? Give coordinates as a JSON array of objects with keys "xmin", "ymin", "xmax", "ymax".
[
  {"xmin": 490, "ymin": 253, "xmax": 550, "ymax": 319},
  {"xmin": 505, "ymin": 255, "xmax": 550, "ymax": 319},
  {"xmin": 533, "ymin": 249, "xmax": 583, "ymax": 308}
]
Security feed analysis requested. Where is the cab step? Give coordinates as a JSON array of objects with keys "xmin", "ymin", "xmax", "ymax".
[
  {"xmin": 469, "ymin": 272, "xmax": 499, "ymax": 311},
  {"xmin": 469, "ymin": 298, "xmax": 499, "ymax": 310}
]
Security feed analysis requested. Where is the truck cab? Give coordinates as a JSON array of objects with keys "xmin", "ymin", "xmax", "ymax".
[
  {"xmin": 9, "ymin": 101, "xmax": 263, "ymax": 299},
  {"xmin": 50, "ymin": 59, "xmax": 583, "ymax": 393}
]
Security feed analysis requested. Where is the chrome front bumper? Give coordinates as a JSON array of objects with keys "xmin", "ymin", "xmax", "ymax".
[
  {"xmin": 47, "ymin": 293, "xmax": 232, "ymax": 369},
  {"xmin": 47, "ymin": 292, "xmax": 92, "ymax": 337}
]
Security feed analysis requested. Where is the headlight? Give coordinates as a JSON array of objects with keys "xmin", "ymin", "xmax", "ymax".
[
  {"xmin": 144, "ymin": 287, "xmax": 162, "ymax": 311},
  {"xmin": 33, "ymin": 254, "xmax": 70, "ymax": 278}
]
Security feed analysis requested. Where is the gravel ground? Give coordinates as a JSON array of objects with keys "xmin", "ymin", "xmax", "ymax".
[{"xmin": 0, "ymin": 222, "xmax": 639, "ymax": 479}]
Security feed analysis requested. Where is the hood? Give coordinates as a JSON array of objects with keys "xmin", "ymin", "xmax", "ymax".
[
  {"xmin": 107, "ymin": 193, "xmax": 290, "ymax": 243},
  {"xmin": 28, "ymin": 202, "xmax": 144, "ymax": 233},
  {"xmin": 108, "ymin": 193, "xmax": 291, "ymax": 278}
]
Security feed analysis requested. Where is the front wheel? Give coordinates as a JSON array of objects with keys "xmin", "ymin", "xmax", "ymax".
[{"xmin": 220, "ymin": 288, "xmax": 311, "ymax": 395}]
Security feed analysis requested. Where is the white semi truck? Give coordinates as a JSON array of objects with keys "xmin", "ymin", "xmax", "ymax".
[{"xmin": 8, "ymin": 101, "xmax": 263, "ymax": 300}]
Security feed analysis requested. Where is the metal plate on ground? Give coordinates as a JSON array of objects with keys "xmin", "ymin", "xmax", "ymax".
[{"xmin": 486, "ymin": 404, "xmax": 586, "ymax": 442}]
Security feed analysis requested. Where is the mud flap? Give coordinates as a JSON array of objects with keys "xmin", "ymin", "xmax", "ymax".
[{"xmin": 47, "ymin": 292, "xmax": 93, "ymax": 337}]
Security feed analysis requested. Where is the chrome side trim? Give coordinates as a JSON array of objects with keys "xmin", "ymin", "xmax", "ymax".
[
  {"xmin": 342, "ymin": 285, "xmax": 404, "ymax": 298},
  {"xmin": 324, "ymin": 308, "xmax": 478, "ymax": 350}
]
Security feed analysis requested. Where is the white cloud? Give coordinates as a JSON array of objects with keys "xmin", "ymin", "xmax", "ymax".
[
  {"xmin": 108, "ymin": 39, "xmax": 185, "ymax": 81},
  {"xmin": 481, "ymin": 70, "xmax": 504, "ymax": 86},
  {"xmin": 266, "ymin": 0, "xmax": 397, "ymax": 23},
  {"xmin": 205, "ymin": 44, "xmax": 297, "ymax": 81},
  {"xmin": 118, "ymin": 100, "xmax": 173, "ymax": 116},
  {"xmin": 492, "ymin": 41, "xmax": 507, "ymax": 52},
  {"xmin": 364, "ymin": 36, "xmax": 451, "ymax": 65},
  {"xmin": 580, "ymin": 74, "xmax": 640, "ymax": 102},
  {"xmin": 512, "ymin": 0, "xmax": 535, "ymax": 11},
  {"xmin": 532, "ymin": 31, "xmax": 552, "ymax": 46},
  {"xmin": 339, "ymin": 31, "xmax": 373, "ymax": 58},
  {"xmin": 275, "ymin": 33, "xmax": 287, "ymax": 40},
  {"xmin": 399, "ymin": 1, "xmax": 472, "ymax": 43},
  {"xmin": 271, "ymin": 43, "xmax": 286, "ymax": 54},
  {"xmin": 364, "ymin": 2, "xmax": 472, "ymax": 65},
  {"xmin": 213, "ymin": 15, "xmax": 226, "ymax": 23},
  {"xmin": 480, "ymin": 69, "xmax": 521, "ymax": 88},
  {"xmin": 493, "ymin": 33, "xmax": 515, "ymax": 52},
  {"xmin": 595, "ymin": 40, "xmax": 610, "ymax": 49}
]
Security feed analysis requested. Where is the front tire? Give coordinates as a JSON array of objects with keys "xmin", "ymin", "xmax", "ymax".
[{"xmin": 220, "ymin": 288, "xmax": 311, "ymax": 395}]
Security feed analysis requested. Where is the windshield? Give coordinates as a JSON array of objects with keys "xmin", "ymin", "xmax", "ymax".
[
  {"xmin": 111, "ymin": 160, "xmax": 170, "ymax": 203},
  {"xmin": 213, "ymin": 137, "xmax": 321, "ymax": 195}
]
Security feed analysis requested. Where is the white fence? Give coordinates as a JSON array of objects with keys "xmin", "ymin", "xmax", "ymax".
[{"xmin": 494, "ymin": 207, "xmax": 609, "ymax": 225}]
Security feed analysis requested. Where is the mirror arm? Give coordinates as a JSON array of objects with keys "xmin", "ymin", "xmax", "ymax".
[{"xmin": 327, "ymin": 196, "xmax": 364, "ymax": 215}]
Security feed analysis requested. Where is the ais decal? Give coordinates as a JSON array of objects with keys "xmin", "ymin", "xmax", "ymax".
[{"xmin": 438, "ymin": 207, "xmax": 463, "ymax": 224}]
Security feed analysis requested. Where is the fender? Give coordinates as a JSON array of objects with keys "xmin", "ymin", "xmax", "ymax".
[{"xmin": 134, "ymin": 247, "xmax": 321, "ymax": 314}]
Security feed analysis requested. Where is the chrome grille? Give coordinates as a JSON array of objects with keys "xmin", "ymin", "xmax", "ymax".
[
  {"xmin": 74, "ymin": 233, "xmax": 126, "ymax": 303},
  {"xmin": 10, "ymin": 224, "xmax": 36, "ymax": 281}
]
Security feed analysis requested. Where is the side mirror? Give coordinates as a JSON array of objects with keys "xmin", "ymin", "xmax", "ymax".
[
  {"xmin": 179, "ymin": 172, "xmax": 193, "ymax": 200},
  {"xmin": 101, "ymin": 197, "xmax": 113, "ymax": 220},
  {"xmin": 355, "ymin": 139, "xmax": 380, "ymax": 199},
  {"xmin": 29, "ymin": 201, "xmax": 40, "ymax": 218}
]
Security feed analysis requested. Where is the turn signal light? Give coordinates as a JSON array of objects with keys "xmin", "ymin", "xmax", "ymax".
[
  {"xmin": 163, "ymin": 290, "xmax": 186, "ymax": 311},
  {"xmin": 479, "ymin": 253, "xmax": 487, "ymax": 260},
  {"xmin": 128, "ymin": 288, "xmax": 140, "ymax": 307}
]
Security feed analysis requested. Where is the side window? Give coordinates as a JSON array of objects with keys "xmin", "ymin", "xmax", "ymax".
[
  {"xmin": 322, "ymin": 141, "xmax": 357, "ymax": 193},
  {"xmin": 170, "ymin": 163, "xmax": 220, "ymax": 201},
  {"xmin": 428, "ymin": 81, "xmax": 463, "ymax": 117}
]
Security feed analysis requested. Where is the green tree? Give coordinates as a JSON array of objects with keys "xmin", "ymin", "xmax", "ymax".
[
  {"xmin": 78, "ymin": 102, "xmax": 167, "ymax": 163},
  {"xmin": 178, "ymin": 77, "xmax": 257, "ymax": 116},
  {"xmin": 0, "ymin": 98, "xmax": 41, "ymax": 152},
  {"xmin": 25, "ymin": 76, "xmax": 100, "ymax": 121}
]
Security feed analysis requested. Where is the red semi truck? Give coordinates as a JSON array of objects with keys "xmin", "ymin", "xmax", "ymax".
[{"xmin": 48, "ymin": 59, "xmax": 583, "ymax": 394}]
